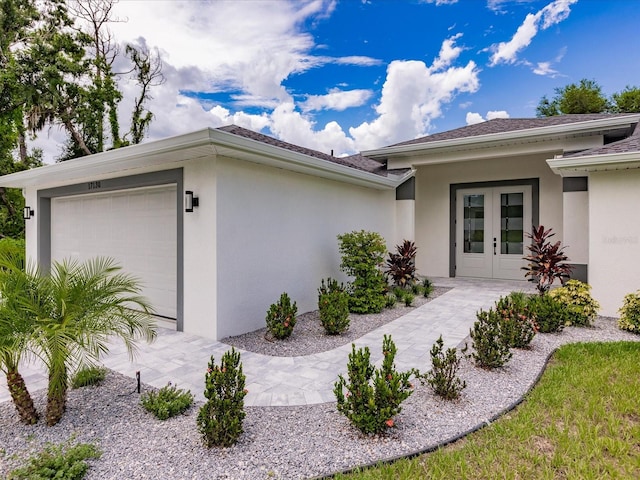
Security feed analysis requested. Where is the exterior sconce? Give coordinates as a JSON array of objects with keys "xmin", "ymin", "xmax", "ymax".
[
  {"xmin": 185, "ymin": 191, "xmax": 199, "ymax": 212},
  {"xmin": 23, "ymin": 206, "xmax": 34, "ymax": 220}
]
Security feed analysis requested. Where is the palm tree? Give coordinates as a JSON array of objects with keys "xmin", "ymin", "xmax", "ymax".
[
  {"xmin": 0, "ymin": 241, "xmax": 39, "ymax": 425},
  {"xmin": 20, "ymin": 257, "xmax": 157, "ymax": 426}
]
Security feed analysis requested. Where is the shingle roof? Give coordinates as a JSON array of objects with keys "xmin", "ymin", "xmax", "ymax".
[
  {"xmin": 390, "ymin": 114, "xmax": 637, "ymax": 147},
  {"xmin": 216, "ymin": 125, "xmax": 399, "ymax": 177},
  {"xmin": 564, "ymin": 122, "xmax": 640, "ymax": 157}
]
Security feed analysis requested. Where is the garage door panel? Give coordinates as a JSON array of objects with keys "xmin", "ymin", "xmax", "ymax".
[{"xmin": 51, "ymin": 185, "xmax": 177, "ymax": 319}]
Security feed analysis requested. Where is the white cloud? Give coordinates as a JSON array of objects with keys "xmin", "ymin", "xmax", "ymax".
[
  {"xmin": 486, "ymin": 110, "xmax": 510, "ymax": 119},
  {"xmin": 532, "ymin": 61, "xmax": 558, "ymax": 76},
  {"xmin": 466, "ymin": 112, "xmax": 485, "ymax": 125},
  {"xmin": 488, "ymin": 0, "xmax": 577, "ymax": 66},
  {"xmin": 301, "ymin": 89, "xmax": 373, "ymax": 112},
  {"xmin": 349, "ymin": 35, "xmax": 480, "ymax": 150},
  {"xmin": 466, "ymin": 110, "xmax": 510, "ymax": 124},
  {"xmin": 270, "ymin": 103, "xmax": 355, "ymax": 155}
]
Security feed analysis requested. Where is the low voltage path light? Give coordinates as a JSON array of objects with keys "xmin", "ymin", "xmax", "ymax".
[{"xmin": 185, "ymin": 191, "xmax": 199, "ymax": 212}]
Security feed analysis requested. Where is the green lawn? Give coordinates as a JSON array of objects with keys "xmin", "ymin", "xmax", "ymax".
[{"xmin": 337, "ymin": 341, "xmax": 640, "ymax": 480}]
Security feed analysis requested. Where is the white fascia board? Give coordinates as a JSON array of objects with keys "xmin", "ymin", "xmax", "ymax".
[
  {"xmin": 547, "ymin": 151, "xmax": 640, "ymax": 175},
  {"xmin": 0, "ymin": 128, "xmax": 411, "ymax": 190},
  {"xmin": 363, "ymin": 115, "xmax": 640, "ymax": 159}
]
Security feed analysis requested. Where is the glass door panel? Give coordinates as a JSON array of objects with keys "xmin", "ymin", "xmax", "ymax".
[
  {"xmin": 463, "ymin": 194, "xmax": 484, "ymax": 253},
  {"xmin": 500, "ymin": 192, "xmax": 524, "ymax": 255}
]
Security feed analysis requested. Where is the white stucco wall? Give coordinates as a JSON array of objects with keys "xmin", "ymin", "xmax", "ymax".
[
  {"xmin": 414, "ymin": 153, "xmax": 563, "ymax": 277},
  {"xmin": 214, "ymin": 156, "xmax": 397, "ymax": 339},
  {"xmin": 562, "ymin": 190, "xmax": 589, "ymax": 265},
  {"xmin": 589, "ymin": 169, "xmax": 640, "ymax": 317},
  {"xmin": 182, "ymin": 156, "xmax": 219, "ymax": 339}
]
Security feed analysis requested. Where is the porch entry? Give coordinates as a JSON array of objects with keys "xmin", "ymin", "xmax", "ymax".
[{"xmin": 455, "ymin": 185, "xmax": 531, "ymax": 280}]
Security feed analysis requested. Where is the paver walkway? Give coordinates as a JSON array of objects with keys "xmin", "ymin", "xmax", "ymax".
[{"xmin": 0, "ymin": 277, "xmax": 534, "ymax": 407}]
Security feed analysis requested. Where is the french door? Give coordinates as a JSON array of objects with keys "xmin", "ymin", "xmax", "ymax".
[{"xmin": 455, "ymin": 186, "xmax": 531, "ymax": 280}]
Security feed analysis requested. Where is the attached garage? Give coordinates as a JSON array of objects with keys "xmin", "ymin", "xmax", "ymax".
[{"xmin": 50, "ymin": 185, "xmax": 177, "ymax": 320}]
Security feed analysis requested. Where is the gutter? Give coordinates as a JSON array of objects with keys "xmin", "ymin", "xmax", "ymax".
[{"xmin": 547, "ymin": 150, "xmax": 640, "ymax": 174}]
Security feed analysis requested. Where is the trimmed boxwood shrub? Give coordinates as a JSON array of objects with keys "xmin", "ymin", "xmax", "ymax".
[{"xmin": 318, "ymin": 278, "xmax": 350, "ymax": 335}]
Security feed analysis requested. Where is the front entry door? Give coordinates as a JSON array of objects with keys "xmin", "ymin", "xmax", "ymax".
[{"xmin": 455, "ymin": 186, "xmax": 531, "ymax": 280}]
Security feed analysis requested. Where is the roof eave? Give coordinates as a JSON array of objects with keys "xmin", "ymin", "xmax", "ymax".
[
  {"xmin": 363, "ymin": 114, "xmax": 640, "ymax": 159},
  {"xmin": 547, "ymin": 151, "xmax": 640, "ymax": 175},
  {"xmin": 0, "ymin": 128, "xmax": 410, "ymax": 191}
]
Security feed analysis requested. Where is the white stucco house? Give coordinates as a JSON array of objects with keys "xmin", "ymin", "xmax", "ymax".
[{"xmin": 0, "ymin": 114, "xmax": 638, "ymax": 339}]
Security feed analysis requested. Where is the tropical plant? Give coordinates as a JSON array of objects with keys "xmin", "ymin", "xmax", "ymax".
[
  {"xmin": 495, "ymin": 292, "xmax": 537, "ymax": 348},
  {"xmin": 418, "ymin": 335, "xmax": 467, "ymax": 400},
  {"xmin": 0, "ymin": 239, "xmax": 38, "ymax": 424},
  {"xmin": 618, "ymin": 291, "xmax": 640, "ymax": 333},
  {"xmin": 141, "ymin": 383, "xmax": 194, "ymax": 420},
  {"xmin": 334, "ymin": 335, "xmax": 414, "ymax": 435},
  {"xmin": 265, "ymin": 292, "xmax": 297, "ymax": 339},
  {"xmin": 385, "ymin": 240, "xmax": 418, "ymax": 289},
  {"xmin": 197, "ymin": 348, "xmax": 247, "ymax": 448},
  {"xmin": 337, "ymin": 230, "xmax": 387, "ymax": 314},
  {"xmin": 549, "ymin": 280, "xmax": 600, "ymax": 326},
  {"xmin": 16, "ymin": 257, "xmax": 157, "ymax": 426},
  {"xmin": 318, "ymin": 278, "xmax": 350, "ymax": 335},
  {"xmin": 470, "ymin": 308, "xmax": 512, "ymax": 369},
  {"xmin": 522, "ymin": 225, "xmax": 573, "ymax": 295}
]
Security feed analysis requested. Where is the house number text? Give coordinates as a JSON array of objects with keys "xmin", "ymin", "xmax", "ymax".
[{"xmin": 88, "ymin": 181, "xmax": 102, "ymax": 190}]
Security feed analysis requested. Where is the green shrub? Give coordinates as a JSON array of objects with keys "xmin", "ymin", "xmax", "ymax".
[
  {"xmin": 419, "ymin": 335, "xmax": 467, "ymax": 400},
  {"xmin": 385, "ymin": 293, "xmax": 397, "ymax": 308},
  {"xmin": 422, "ymin": 277, "xmax": 434, "ymax": 298},
  {"xmin": 338, "ymin": 230, "xmax": 387, "ymax": 314},
  {"xmin": 71, "ymin": 366, "xmax": 107, "ymax": 389},
  {"xmin": 197, "ymin": 348, "xmax": 247, "ymax": 448},
  {"xmin": 141, "ymin": 383, "xmax": 194, "ymax": 420},
  {"xmin": 8, "ymin": 440, "xmax": 101, "ymax": 480},
  {"xmin": 470, "ymin": 308, "xmax": 512, "ymax": 369},
  {"xmin": 318, "ymin": 278, "xmax": 350, "ymax": 335},
  {"xmin": 334, "ymin": 335, "xmax": 414, "ymax": 435},
  {"xmin": 265, "ymin": 292, "xmax": 297, "ymax": 339},
  {"xmin": 527, "ymin": 293, "xmax": 571, "ymax": 333},
  {"xmin": 618, "ymin": 290, "xmax": 640, "ymax": 333},
  {"xmin": 385, "ymin": 240, "xmax": 418, "ymax": 288},
  {"xmin": 495, "ymin": 292, "xmax": 537, "ymax": 349},
  {"xmin": 411, "ymin": 283, "xmax": 424, "ymax": 296},
  {"xmin": 549, "ymin": 280, "xmax": 600, "ymax": 326}
]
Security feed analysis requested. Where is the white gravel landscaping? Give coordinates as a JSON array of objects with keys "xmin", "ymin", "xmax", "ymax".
[{"xmin": 1, "ymin": 317, "xmax": 638, "ymax": 479}]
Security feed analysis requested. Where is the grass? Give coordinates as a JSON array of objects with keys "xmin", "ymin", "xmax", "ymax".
[{"xmin": 336, "ymin": 341, "xmax": 640, "ymax": 479}]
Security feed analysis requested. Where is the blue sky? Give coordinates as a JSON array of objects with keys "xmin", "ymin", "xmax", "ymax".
[{"xmin": 34, "ymin": 0, "xmax": 640, "ymax": 161}]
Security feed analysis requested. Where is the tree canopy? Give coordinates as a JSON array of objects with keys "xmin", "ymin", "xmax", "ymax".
[
  {"xmin": 0, "ymin": 0, "xmax": 164, "ymax": 239},
  {"xmin": 536, "ymin": 79, "xmax": 640, "ymax": 117}
]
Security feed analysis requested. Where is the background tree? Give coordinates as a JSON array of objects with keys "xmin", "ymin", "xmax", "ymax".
[
  {"xmin": 611, "ymin": 86, "xmax": 640, "ymax": 113},
  {"xmin": 536, "ymin": 79, "xmax": 610, "ymax": 117}
]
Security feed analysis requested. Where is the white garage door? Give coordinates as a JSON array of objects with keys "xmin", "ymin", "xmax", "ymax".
[{"xmin": 51, "ymin": 185, "xmax": 177, "ymax": 319}]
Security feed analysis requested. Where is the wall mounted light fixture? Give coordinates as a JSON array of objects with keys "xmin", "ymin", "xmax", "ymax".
[
  {"xmin": 23, "ymin": 206, "xmax": 34, "ymax": 220},
  {"xmin": 184, "ymin": 191, "xmax": 199, "ymax": 212}
]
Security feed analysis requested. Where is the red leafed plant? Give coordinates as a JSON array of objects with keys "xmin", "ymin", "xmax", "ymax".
[
  {"xmin": 522, "ymin": 225, "xmax": 573, "ymax": 295},
  {"xmin": 385, "ymin": 240, "xmax": 418, "ymax": 289}
]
